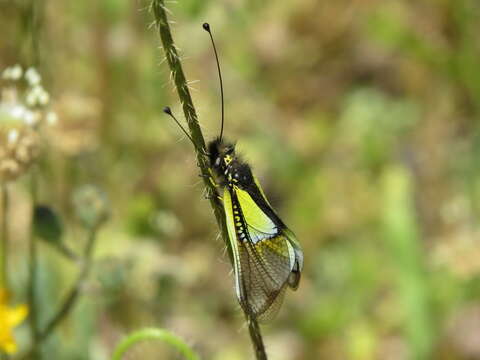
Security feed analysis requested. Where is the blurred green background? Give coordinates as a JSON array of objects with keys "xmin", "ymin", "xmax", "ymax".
[{"xmin": 2, "ymin": 0, "xmax": 480, "ymax": 359}]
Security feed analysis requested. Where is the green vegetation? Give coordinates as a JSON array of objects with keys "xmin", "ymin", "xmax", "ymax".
[{"xmin": 0, "ymin": 0, "xmax": 479, "ymax": 359}]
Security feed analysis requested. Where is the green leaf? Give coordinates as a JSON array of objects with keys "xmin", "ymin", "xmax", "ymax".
[
  {"xmin": 33, "ymin": 205, "xmax": 63, "ymax": 245},
  {"xmin": 33, "ymin": 205, "xmax": 78, "ymax": 261}
]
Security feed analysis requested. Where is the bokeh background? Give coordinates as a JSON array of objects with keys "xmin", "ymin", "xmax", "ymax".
[{"xmin": 1, "ymin": 0, "xmax": 480, "ymax": 359}]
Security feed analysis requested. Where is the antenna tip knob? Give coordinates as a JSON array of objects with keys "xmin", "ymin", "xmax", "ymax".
[
  {"xmin": 163, "ymin": 106, "xmax": 172, "ymax": 115},
  {"xmin": 202, "ymin": 23, "xmax": 210, "ymax": 32}
]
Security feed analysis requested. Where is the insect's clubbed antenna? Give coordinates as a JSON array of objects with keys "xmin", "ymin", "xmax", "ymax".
[
  {"xmin": 163, "ymin": 106, "xmax": 208, "ymax": 155},
  {"xmin": 163, "ymin": 106, "xmax": 194, "ymax": 143},
  {"xmin": 202, "ymin": 22, "xmax": 225, "ymax": 141}
]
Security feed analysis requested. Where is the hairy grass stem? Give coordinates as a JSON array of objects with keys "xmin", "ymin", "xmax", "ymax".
[{"xmin": 151, "ymin": 1, "xmax": 267, "ymax": 358}]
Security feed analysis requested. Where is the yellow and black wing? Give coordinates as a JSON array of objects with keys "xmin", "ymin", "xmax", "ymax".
[{"xmin": 223, "ymin": 181, "xmax": 303, "ymax": 321}]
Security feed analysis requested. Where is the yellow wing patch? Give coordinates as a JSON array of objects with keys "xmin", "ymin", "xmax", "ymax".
[{"xmin": 235, "ymin": 187, "xmax": 278, "ymax": 243}]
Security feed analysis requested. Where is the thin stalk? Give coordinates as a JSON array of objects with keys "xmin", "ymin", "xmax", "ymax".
[
  {"xmin": 0, "ymin": 184, "xmax": 9, "ymax": 360},
  {"xmin": 151, "ymin": 1, "xmax": 267, "ymax": 359},
  {"xmin": 30, "ymin": 0, "xmax": 42, "ymax": 66},
  {"xmin": 151, "ymin": 0, "xmax": 232, "ymax": 266},
  {"xmin": 111, "ymin": 328, "xmax": 200, "ymax": 360},
  {"xmin": 247, "ymin": 315, "xmax": 268, "ymax": 360},
  {"xmin": 26, "ymin": 171, "xmax": 39, "ymax": 358},
  {"xmin": 23, "ymin": 0, "xmax": 43, "ymax": 358},
  {"xmin": 0, "ymin": 183, "xmax": 8, "ymax": 290},
  {"xmin": 38, "ymin": 225, "xmax": 98, "ymax": 341}
]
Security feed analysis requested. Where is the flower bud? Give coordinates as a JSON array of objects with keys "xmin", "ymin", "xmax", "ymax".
[{"xmin": 73, "ymin": 185, "xmax": 110, "ymax": 229}]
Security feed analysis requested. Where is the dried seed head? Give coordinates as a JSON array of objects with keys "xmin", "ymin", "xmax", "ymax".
[
  {"xmin": 0, "ymin": 126, "xmax": 40, "ymax": 182},
  {"xmin": 0, "ymin": 64, "xmax": 57, "ymax": 182}
]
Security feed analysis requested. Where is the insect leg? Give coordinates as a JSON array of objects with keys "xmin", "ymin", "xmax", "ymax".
[
  {"xmin": 198, "ymin": 169, "xmax": 220, "ymax": 188},
  {"xmin": 204, "ymin": 188, "xmax": 223, "ymax": 202}
]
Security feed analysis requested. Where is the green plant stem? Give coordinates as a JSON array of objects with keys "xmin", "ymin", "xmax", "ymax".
[
  {"xmin": 151, "ymin": 0, "xmax": 229, "ymax": 245},
  {"xmin": 0, "ymin": 184, "xmax": 9, "ymax": 360},
  {"xmin": 151, "ymin": 1, "xmax": 267, "ymax": 359},
  {"xmin": 111, "ymin": 328, "xmax": 200, "ymax": 360},
  {"xmin": 39, "ymin": 226, "xmax": 97, "ymax": 341},
  {"xmin": 151, "ymin": 0, "xmax": 229, "ymax": 242},
  {"xmin": 0, "ymin": 183, "xmax": 8, "ymax": 291},
  {"xmin": 19, "ymin": 226, "xmax": 99, "ymax": 360},
  {"xmin": 27, "ymin": 172, "xmax": 39, "ymax": 359},
  {"xmin": 22, "ymin": 1, "xmax": 43, "ymax": 358},
  {"xmin": 30, "ymin": 0, "xmax": 42, "ymax": 66}
]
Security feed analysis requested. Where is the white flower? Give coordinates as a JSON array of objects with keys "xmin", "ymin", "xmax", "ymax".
[
  {"xmin": 10, "ymin": 65, "xmax": 23, "ymax": 80},
  {"xmin": 37, "ymin": 88, "xmax": 49, "ymax": 106},
  {"xmin": 25, "ymin": 67, "xmax": 41, "ymax": 86},
  {"xmin": 10, "ymin": 105, "xmax": 26, "ymax": 120},
  {"xmin": 2, "ymin": 65, "xmax": 23, "ymax": 81},
  {"xmin": 25, "ymin": 85, "xmax": 50, "ymax": 107},
  {"xmin": 25, "ymin": 91, "xmax": 37, "ymax": 107}
]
